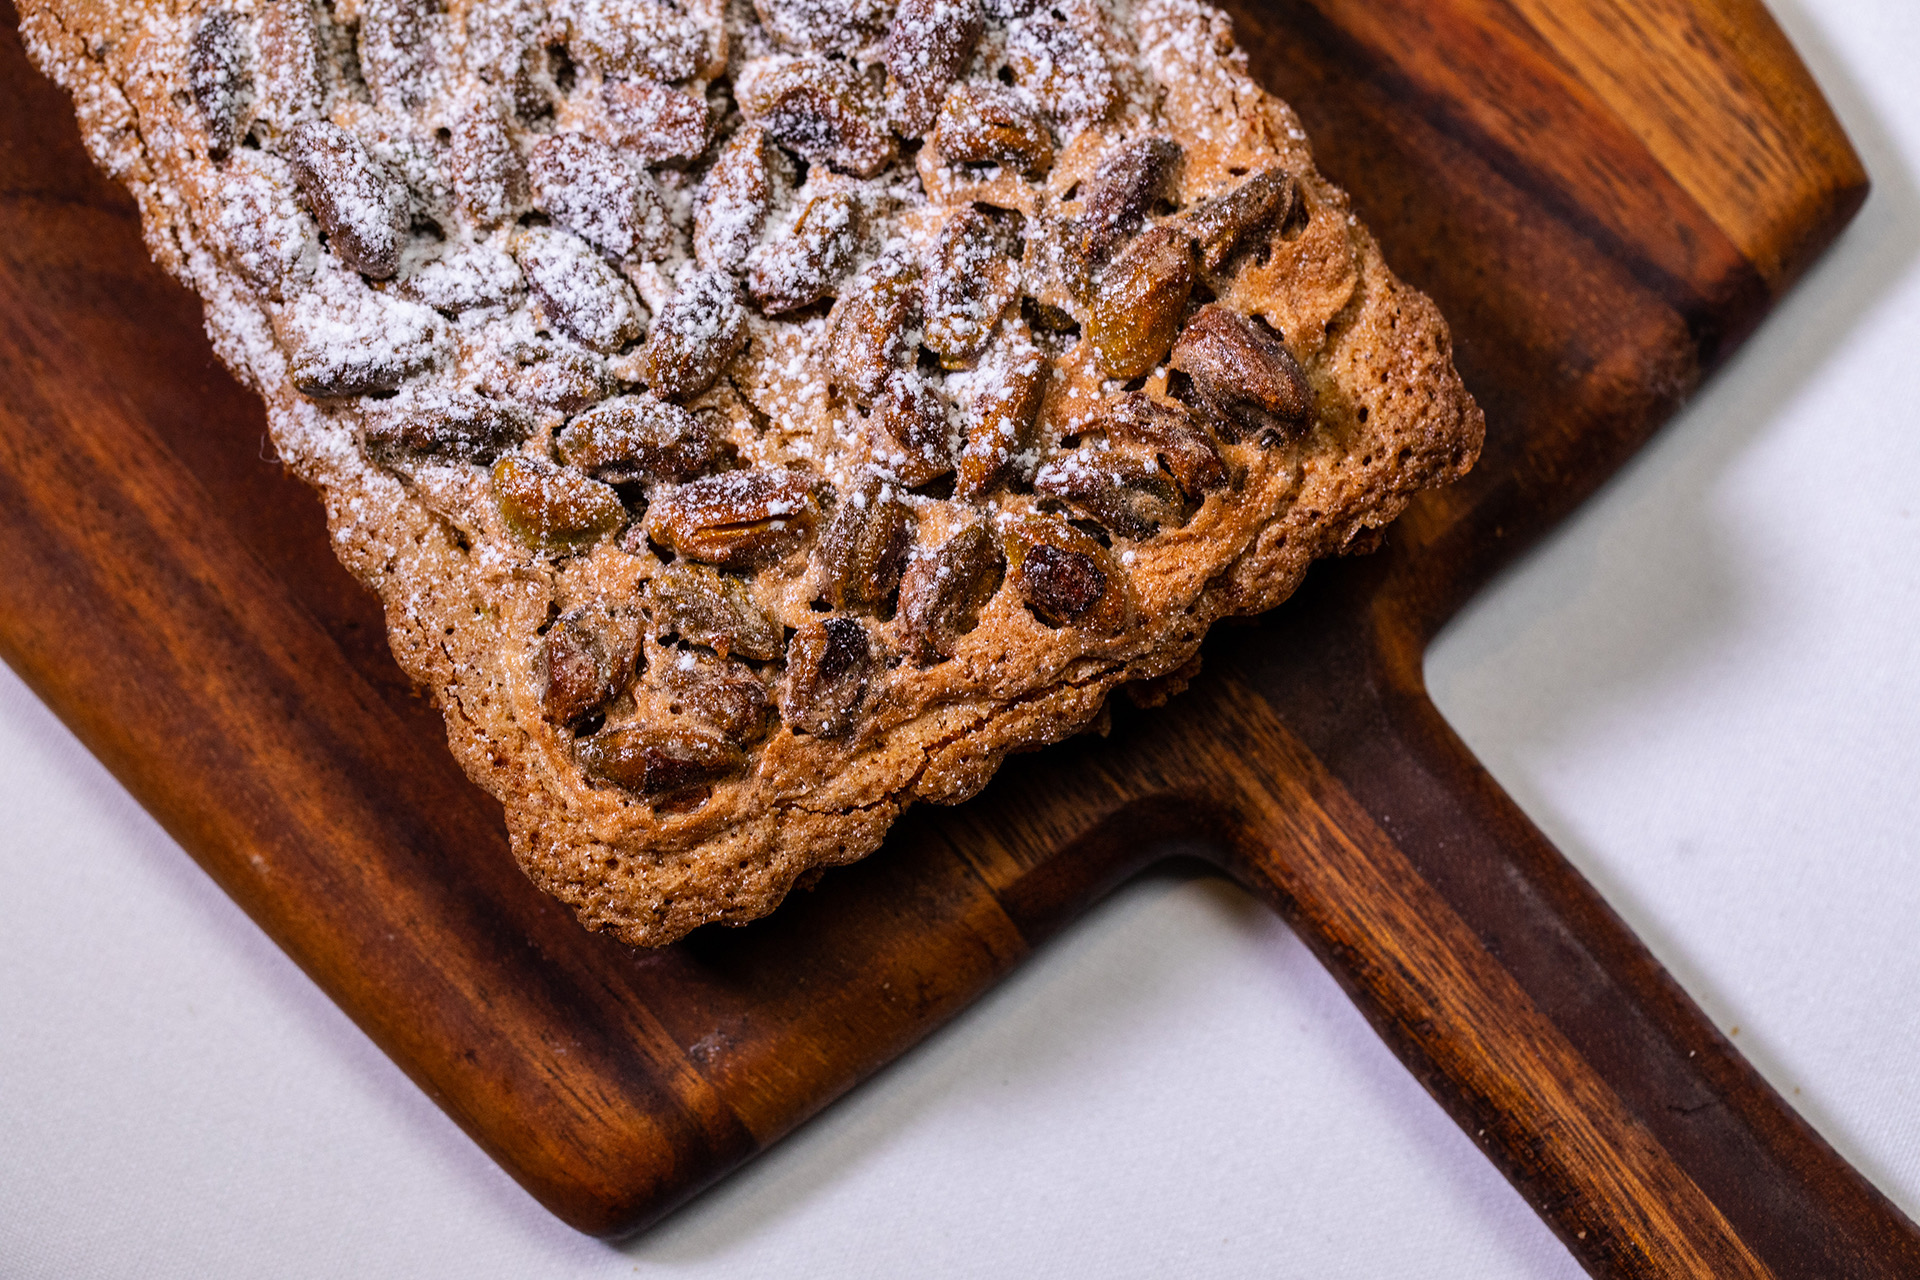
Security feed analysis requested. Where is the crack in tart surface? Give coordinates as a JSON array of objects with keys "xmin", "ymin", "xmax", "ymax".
[{"xmin": 20, "ymin": 0, "xmax": 1484, "ymax": 945}]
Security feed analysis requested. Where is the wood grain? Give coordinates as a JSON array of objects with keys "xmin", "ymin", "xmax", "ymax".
[{"xmin": 0, "ymin": 0, "xmax": 1910, "ymax": 1274}]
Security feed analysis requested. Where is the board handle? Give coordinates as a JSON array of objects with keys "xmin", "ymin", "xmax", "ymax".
[{"xmin": 1166, "ymin": 620, "xmax": 1920, "ymax": 1278}]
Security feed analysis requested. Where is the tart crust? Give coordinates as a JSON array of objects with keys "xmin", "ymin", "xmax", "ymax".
[{"xmin": 20, "ymin": 0, "xmax": 1483, "ymax": 945}]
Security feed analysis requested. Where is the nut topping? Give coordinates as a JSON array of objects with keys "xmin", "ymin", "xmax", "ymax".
[
  {"xmin": 450, "ymin": 105, "xmax": 528, "ymax": 227},
  {"xmin": 826, "ymin": 250, "xmax": 920, "ymax": 407},
  {"xmin": 1090, "ymin": 392, "xmax": 1227, "ymax": 498},
  {"xmin": 528, "ymin": 133, "xmax": 673, "ymax": 262},
  {"xmin": 694, "ymin": 127, "xmax": 779, "ymax": 274},
  {"xmin": 556, "ymin": 393, "xmax": 717, "ymax": 484},
  {"xmin": 513, "ymin": 226, "xmax": 647, "ymax": 353},
  {"xmin": 898, "ymin": 518, "xmax": 1003, "ymax": 662},
  {"xmin": 933, "ymin": 84, "xmax": 1054, "ymax": 178},
  {"xmin": 1002, "ymin": 515, "xmax": 1126, "ymax": 630},
  {"xmin": 541, "ymin": 610, "xmax": 640, "ymax": 728},
  {"xmin": 578, "ymin": 723, "xmax": 745, "ymax": 795},
  {"xmin": 645, "ymin": 470, "xmax": 820, "ymax": 568},
  {"xmin": 256, "ymin": 0, "xmax": 323, "ymax": 137},
  {"xmin": 365, "ymin": 392, "xmax": 530, "ymax": 464},
  {"xmin": 779, "ymin": 616, "xmax": 874, "ymax": 737},
  {"xmin": 475, "ymin": 343, "xmax": 612, "ymax": 414},
  {"xmin": 746, "ymin": 190, "xmax": 861, "ymax": 314},
  {"xmin": 638, "ymin": 269, "xmax": 749, "ymax": 403},
  {"xmin": 814, "ymin": 472, "xmax": 914, "ymax": 612},
  {"xmin": 281, "ymin": 278, "xmax": 443, "ymax": 396},
  {"xmin": 1063, "ymin": 136, "xmax": 1182, "ymax": 285},
  {"xmin": 188, "ymin": 9, "xmax": 247, "ymax": 159},
  {"xmin": 1005, "ymin": 12, "xmax": 1117, "ymax": 127},
  {"xmin": 663, "ymin": 658, "xmax": 774, "ymax": 743},
  {"xmin": 566, "ymin": 0, "xmax": 709, "ymax": 82},
  {"xmin": 956, "ymin": 329, "xmax": 1046, "ymax": 501},
  {"xmin": 1169, "ymin": 305, "xmax": 1313, "ymax": 441},
  {"xmin": 215, "ymin": 155, "xmax": 318, "ymax": 300},
  {"xmin": 737, "ymin": 55, "xmax": 895, "ymax": 179},
  {"xmin": 870, "ymin": 372, "xmax": 955, "ymax": 488},
  {"xmin": 399, "ymin": 244, "xmax": 525, "ymax": 314},
  {"xmin": 1089, "ymin": 225, "xmax": 1196, "ymax": 380},
  {"xmin": 885, "ymin": 0, "xmax": 984, "ymax": 139},
  {"xmin": 287, "ymin": 121, "xmax": 407, "ymax": 280},
  {"xmin": 923, "ymin": 206, "xmax": 1022, "ymax": 369},
  {"xmin": 603, "ymin": 79, "xmax": 710, "ymax": 162},
  {"xmin": 1033, "ymin": 442, "xmax": 1184, "ymax": 540},
  {"xmin": 647, "ymin": 562, "xmax": 784, "ymax": 662},
  {"xmin": 492, "ymin": 455, "xmax": 629, "ymax": 550},
  {"xmin": 358, "ymin": 0, "xmax": 434, "ymax": 114},
  {"xmin": 1184, "ymin": 168, "xmax": 1297, "ymax": 274},
  {"xmin": 753, "ymin": 0, "xmax": 891, "ymax": 55}
]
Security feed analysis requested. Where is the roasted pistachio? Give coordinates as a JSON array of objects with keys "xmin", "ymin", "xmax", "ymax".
[
  {"xmin": 1184, "ymin": 168, "xmax": 1297, "ymax": 274},
  {"xmin": 1001, "ymin": 515, "xmax": 1126, "ymax": 630},
  {"xmin": 1168, "ymin": 304, "xmax": 1313, "ymax": 441},
  {"xmin": 256, "ymin": 0, "xmax": 323, "ymax": 137},
  {"xmin": 566, "ymin": 0, "xmax": 709, "ymax": 81},
  {"xmin": 664, "ymin": 657, "xmax": 774, "ymax": 743},
  {"xmin": 365, "ymin": 393, "xmax": 530, "ymax": 464},
  {"xmin": 450, "ymin": 105, "xmax": 529, "ymax": 227},
  {"xmin": 358, "ymin": 0, "xmax": 434, "ymax": 114},
  {"xmin": 815, "ymin": 472, "xmax": 914, "ymax": 611},
  {"xmin": 1004, "ymin": 12, "xmax": 1117, "ymax": 126},
  {"xmin": 933, "ymin": 84, "xmax": 1054, "ymax": 177},
  {"xmin": 528, "ymin": 132, "xmax": 673, "ymax": 262},
  {"xmin": 753, "ymin": 0, "xmax": 890, "ymax": 55},
  {"xmin": 603, "ymin": 78, "xmax": 710, "ymax": 161},
  {"xmin": 475, "ymin": 343, "xmax": 612, "ymax": 414},
  {"xmin": 287, "ymin": 121, "xmax": 407, "ymax": 280},
  {"xmin": 492, "ymin": 454, "xmax": 628, "ymax": 550},
  {"xmin": 216, "ymin": 155, "xmax": 318, "ymax": 300},
  {"xmin": 578, "ymin": 723, "xmax": 744, "ymax": 795},
  {"xmin": 280, "ymin": 282, "xmax": 442, "ymax": 396},
  {"xmin": 188, "ymin": 8, "xmax": 247, "ymax": 159},
  {"xmin": 898, "ymin": 519, "xmax": 1002, "ymax": 663},
  {"xmin": 513, "ymin": 226, "xmax": 647, "ymax": 353},
  {"xmin": 639, "ymin": 269, "xmax": 748, "ymax": 403},
  {"xmin": 398, "ymin": 244, "xmax": 525, "ymax": 314},
  {"xmin": 779, "ymin": 616, "xmax": 874, "ymax": 737},
  {"xmin": 556, "ymin": 394, "xmax": 717, "ymax": 484},
  {"xmin": 1089, "ymin": 226, "xmax": 1195, "ymax": 380},
  {"xmin": 885, "ymin": 0, "xmax": 983, "ymax": 138},
  {"xmin": 645, "ymin": 470, "xmax": 820, "ymax": 568},
  {"xmin": 737, "ymin": 55, "xmax": 895, "ymax": 178},
  {"xmin": 1089, "ymin": 392, "xmax": 1226, "ymax": 498},
  {"xmin": 1062, "ymin": 136, "xmax": 1181, "ymax": 288},
  {"xmin": 923, "ymin": 206, "xmax": 1022, "ymax": 369},
  {"xmin": 956, "ymin": 331, "xmax": 1046, "ymax": 502},
  {"xmin": 540, "ymin": 611, "xmax": 639, "ymax": 728},
  {"xmin": 647, "ymin": 562, "xmax": 784, "ymax": 662},
  {"xmin": 826, "ymin": 251, "xmax": 920, "ymax": 407},
  {"xmin": 1033, "ymin": 442, "xmax": 1184, "ymax": 540},
  {"xmin": 870, "ymin": 372, "xmax": 955, "ymax": 488},
  {"xmin": 746, "ymin": 190, "xmax": 861, "ymax": 314},
  {"xmin": 694, "ymin": 126, "xmax": 777, "ymax": 274}
]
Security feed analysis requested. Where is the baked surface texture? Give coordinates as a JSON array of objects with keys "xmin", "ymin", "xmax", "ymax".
[{"xmin": 20, "ymin": 0, "xmax": 1483, "ymax": 945}]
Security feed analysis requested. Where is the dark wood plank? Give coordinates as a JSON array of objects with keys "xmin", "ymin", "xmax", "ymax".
[{"xmin": 0, "ymin": 0, "xmax": 1909, "ymax": 1274}]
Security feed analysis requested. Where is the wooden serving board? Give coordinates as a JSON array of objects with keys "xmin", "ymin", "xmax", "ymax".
[{"xmin": 1, "ymin": 0, "xmax": 1911, "ymax": 1273}]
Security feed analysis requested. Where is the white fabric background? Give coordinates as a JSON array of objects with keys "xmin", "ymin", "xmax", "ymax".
[{"xmin": 3, "ymin": 0, "xmax": 1916, "ymax": 1274}]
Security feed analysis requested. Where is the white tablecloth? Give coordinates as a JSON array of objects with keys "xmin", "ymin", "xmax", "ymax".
[{"xmin": 4, "ymin": 0, "xmax": 1916, "ymax": 1274}]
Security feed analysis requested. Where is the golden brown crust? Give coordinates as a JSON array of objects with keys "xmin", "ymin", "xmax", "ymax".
[{"xmin": 21, "ymin": 0, "xmax": 1482, "ymax": 945}]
